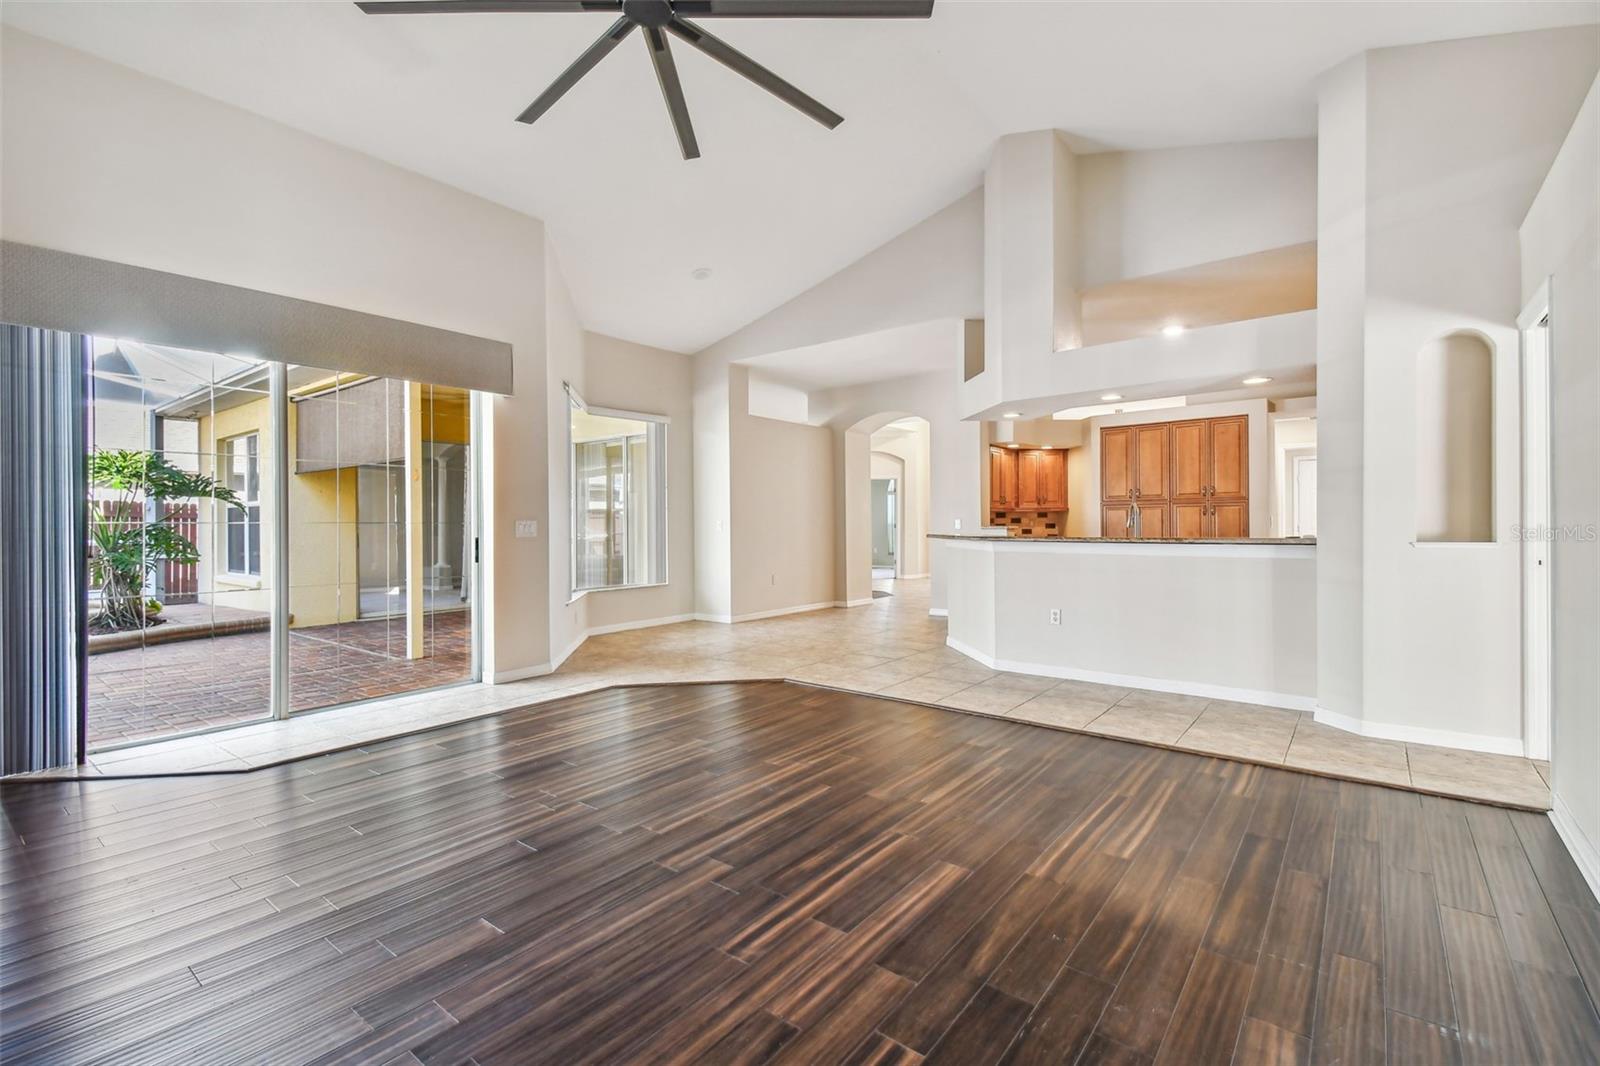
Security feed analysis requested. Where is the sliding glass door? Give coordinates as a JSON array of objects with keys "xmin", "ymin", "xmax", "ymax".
[
  {"xmin": 75, "ymin": 337, "xmax": 478, "ymax": 752},
  {"xmin": 287, "ymin": 373, "xmax": 475, "ymax": 713},
  {"xmin": 84, "ymin": 338, "xmax": 276, "ymax": 749}
]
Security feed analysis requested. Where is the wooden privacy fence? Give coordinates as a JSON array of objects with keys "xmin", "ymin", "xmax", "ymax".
[{"xmin": 93, "ymin": 499, "xmax": 200, "ymax": 604}]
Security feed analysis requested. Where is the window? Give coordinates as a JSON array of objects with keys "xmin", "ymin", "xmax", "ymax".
[
  {"xmin": 221, "ymin": 432, "xmax": 261, "ymax": 576},
  {"xmin": 569, "ymin": 390, "xmax": 667, "ymax": 593}
]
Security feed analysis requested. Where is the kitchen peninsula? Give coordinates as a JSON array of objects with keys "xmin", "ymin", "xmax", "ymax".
[{"xmin": 931, "ymin": 533, "xmax": 1317, "ymax": 711}]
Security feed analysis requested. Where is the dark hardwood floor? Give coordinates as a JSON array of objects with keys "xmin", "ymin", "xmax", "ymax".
[{"xmin": 3, "ymin": 681, "xmax": 1597, "ymax": 1065}]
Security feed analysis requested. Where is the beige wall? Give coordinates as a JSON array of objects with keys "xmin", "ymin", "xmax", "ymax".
[
  {"xmin": 728, "ymin": 365, "xmax": 838, "ymax": 620},
  {"xmin": 3, "ymin": 31, "xmax": 554, "ymax": 682},
  {"xmin": 580, "ymin": 331, "xmax": 697, "ymax": 633}
]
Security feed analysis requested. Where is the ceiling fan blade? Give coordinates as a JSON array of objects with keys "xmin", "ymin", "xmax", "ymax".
[
  {"xmin": 668, "ymin": 1, "xmax": 932, "ymax": 17},
  {"xmin": 643, "ymin": 26, "xmax": 701, "ymax": 160},
  {"xmin": 357, "ymin": 1, "xmax": 621, "ymax": 13},
  {"xmin": 666, "ymin": 17, "xmax": 842, "ymax": 129},
  {"xmin": 516, "ymin": 16, "xmax": 635, "ymax": 125}
]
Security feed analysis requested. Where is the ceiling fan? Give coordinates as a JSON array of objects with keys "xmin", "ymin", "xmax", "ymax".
[{"xmin": 355, "ymin": 0, "xmax": 935, "ymax": 159}]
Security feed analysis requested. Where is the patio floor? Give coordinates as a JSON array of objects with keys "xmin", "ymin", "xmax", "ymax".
[{"xmin": 87, "ymin": 609, "xmax": 471, "ymax": 748}]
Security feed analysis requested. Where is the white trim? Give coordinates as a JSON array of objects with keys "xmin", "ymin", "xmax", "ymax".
[
  {"xmin": 941, "ymin": 538, "xmax": 1315, "ymax": 561},
  {"xmin": 897, "ymin": 571, "xmax": 930, "ymax": 580},
  {"xmin": 1550, "ymin": 792, "xmax": 1600, "ymax": 904},
  {"xmin": 928, "ymin": 607, "xmax": 949, "ymax": 618},
  {"xmin": 488, "ymin": 611, "xmax": 696, "ymax": 683},
  {"xmin": 694, "ymin": 599, "xmax": 872, "ymax": 624},
  {"xmin": 1311, "ymin": 706, "xmax": 1526, "ymax": 757},
  {"xmin": 946, "ymin": 635, "xmax": 1316, "ymax": 713},
  {"xmin": 586, "ymin": 612, "xmax": 695, "ymax": 637}
]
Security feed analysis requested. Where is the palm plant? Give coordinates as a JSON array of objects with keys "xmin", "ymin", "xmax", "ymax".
[{"xmin": 88, "ymin": 449, "xmax": 241, "ymax": 632}]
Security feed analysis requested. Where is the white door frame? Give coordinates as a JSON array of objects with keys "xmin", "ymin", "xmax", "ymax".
[
  {"xmin": 1291, "ymin": 453, "xmax": 1318, "ymax": 537},
  {"xmin": 1519, "ymin": 280, "xmax": 1552, "ymax": 762}
]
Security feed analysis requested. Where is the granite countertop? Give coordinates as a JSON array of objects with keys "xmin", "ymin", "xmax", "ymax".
[{"xmin": 928, "ymin": 533, "xmax": 1317, "ymax": 545}]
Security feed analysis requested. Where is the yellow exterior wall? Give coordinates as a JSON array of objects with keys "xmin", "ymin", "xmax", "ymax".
[{"xmin": 196, "ymin": 395, "xmax": 358, "ymax": 628}]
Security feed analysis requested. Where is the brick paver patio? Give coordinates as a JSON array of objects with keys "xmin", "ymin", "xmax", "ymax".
[{"xmin": 87, "ymin": 610, "xmax": 471, "ymax": 748}]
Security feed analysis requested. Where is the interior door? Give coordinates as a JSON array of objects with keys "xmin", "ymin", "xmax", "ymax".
[{"xmin": 1292, "ymin": 456, "xmax": 1318, "ymax": 536}]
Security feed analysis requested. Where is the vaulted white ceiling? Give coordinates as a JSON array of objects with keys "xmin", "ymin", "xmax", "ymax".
[{"xmin": 4, "ymin": 1, "xmax": 1593, "ymax": 353}]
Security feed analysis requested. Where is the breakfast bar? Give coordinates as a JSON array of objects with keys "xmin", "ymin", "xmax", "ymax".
[{"xmin": 932, "ymin": 534, "xmax": 1318, "ymax": 710}]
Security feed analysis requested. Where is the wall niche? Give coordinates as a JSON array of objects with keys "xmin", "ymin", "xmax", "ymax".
[{"xmin": 1415, "ymin": 331, "xmax": 1493, "ymax": 542}]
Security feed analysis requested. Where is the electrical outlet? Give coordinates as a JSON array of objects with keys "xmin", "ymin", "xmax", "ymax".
[
  {"xmin": 514, "ymin": 520, "xmax": 538, "ymax": 538},
  {"xmin": 954, "ymin": 518, "xmax": 963, "ymax": 531},
  {"xmin": 771, "ymin": 573, "xmax": 777, "ymax": 586},
  {"xmin": 1049, "ymin": 608, "xmax": 1061, "ymax": 625}
]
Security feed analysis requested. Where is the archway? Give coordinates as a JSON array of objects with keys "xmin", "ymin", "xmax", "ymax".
[{"xmin": 836, "ymin": 411, "xmax": 931, "ymax": 606}]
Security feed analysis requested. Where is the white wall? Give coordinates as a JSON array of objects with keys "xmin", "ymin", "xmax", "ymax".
[
  {"xmin": 1316, "ymin": 26, "xmax": 1600, "ymax": 753},
  {"xmin": 1077, "ymin": 139, "xmax": 1318, "ymax": 287},
  {"xmin": 545, "ymin": 245, "xmax": 587, "ymax": 670},
  {"xmin": 0, "ymin": 30, "xmax": 558, "ymax": 680},
  {"xmin": 1521, "ymin": 72, "xmax": 1600, "ymax": 892},
  {"xmin": 579, "ymin": 332, "xmax": 697, "ymax": 634},
  {"xmin": 945, "ymin": 539, "xmax": 1317, "ymax": 707}
]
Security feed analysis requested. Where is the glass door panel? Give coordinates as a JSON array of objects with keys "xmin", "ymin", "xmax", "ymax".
[
  {"xmin": 287, "ymin": 372, "xmax": 473, "ymax": 713},
  {"xmin": 85, "ymin": 338, "xmax": 274, "ymax": 749}
]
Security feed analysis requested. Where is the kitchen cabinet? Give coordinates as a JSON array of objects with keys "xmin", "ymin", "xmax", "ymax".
[
  {"xmin": 1015, "ymin": 448, "xmax": 1066, "ymax": 510},
  {"xmin": 989, "ymin": 446, "xmax": 1017, "ymax": 510},
  {"xmin": 992, "ymin": 445, "xmax": 1066, "ymax": 513},
  {"xmin": 1100, "ymin": 414, "xmax": 1250, "ymax": 538}
]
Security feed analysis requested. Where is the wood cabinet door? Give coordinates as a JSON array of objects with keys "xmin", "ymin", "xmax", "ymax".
[
  {"xmin": 1015, "ymin": 449, "xmax": 1042, "ymax": 510},
  {"xmin": 1171, "ymin": 420, "xmax": 1208, "ymax": 502},
  {"xmin": 1136, "ymin": 502, "xmax": 1168, "ymax": 538},
  {"xmin": 1212, "ymin": 501, "xmax": 1249, "ymax": 538},
  {"xmin": 1209, "ymin": 416, "xmax": 1248, "ymax": 499},
  {"xmin": 1101, "ymin": 427, "xmax": 1134, "ymax": 502},
  {"xmin": 1036, "ymin": 449, "xmax": 1067, "ymax": 510},
  {"xmin": 1102, "ymin": 504, "xmax": 1131, "ymax": 538},
  {"xmin": 990, "ymin": 447, "xmax": 1017, "ymax": 510},
  {"xmin": 1171, "ymin": 502, "xmax": 1207, "ymax": 539},
  {"xmin": 1133, "ymin": 424, "xmax": 1170, "ymax": 502}
]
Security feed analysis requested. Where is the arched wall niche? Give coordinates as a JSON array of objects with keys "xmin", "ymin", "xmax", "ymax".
[{"xmin": 1415, "ymin": 330, "xmax": 1494, "ymax": 543}]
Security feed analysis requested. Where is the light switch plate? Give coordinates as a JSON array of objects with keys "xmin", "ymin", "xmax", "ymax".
[{"xmin": 515, "ymin": 520, "xmax": 538, "ymax": 538}]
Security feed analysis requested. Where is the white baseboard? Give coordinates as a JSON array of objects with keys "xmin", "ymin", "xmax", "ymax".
[
  {"xmin": 586, "ymin": 612, "xmax": 695, "ymax": 637},
  {"xmin": 928, "ymin": 607, "xmax": 949, "ymax": 618},
  {"xmin": 489, "ymin": 612, "xmax": 696, "ymax": 684},
  {"xmin": 1311, "ymin": 706, "xmax": 1525, "ymax": 757},
  {"xmin": 698, "ymin": 600, "xmax": 851, "ymax": 624},
  {"xmin": 1550, "ymin": 792, "xmax": 1600, "ymax": 904},
  {"xmin": 946, "ymin": 635, "xmax": 1316, "ymax": 713},
  {"xmin": 840, "ymin": 597, "xmax": 875, "ymax": 609},
  {"xmin": 897, "ymin": 571, "xmax": 929, "ymax": 580}
]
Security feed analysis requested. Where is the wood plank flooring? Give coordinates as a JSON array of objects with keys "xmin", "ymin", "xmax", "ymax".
[{"xmin": 2, "ymin": 681, "xmax": 1596, "ymax": 1065}]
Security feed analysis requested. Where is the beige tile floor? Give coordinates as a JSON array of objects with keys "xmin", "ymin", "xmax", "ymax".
[{"xmin": 28, "ymin": 578, "xmax": 1552, "ymax": 810}]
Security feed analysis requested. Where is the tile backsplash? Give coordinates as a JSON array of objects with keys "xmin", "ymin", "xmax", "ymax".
[{"xmin": 992, "ymin": 510, "xmax": 1063, "ymax": 537}]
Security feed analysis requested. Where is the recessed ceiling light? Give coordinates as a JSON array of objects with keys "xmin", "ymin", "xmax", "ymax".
[
  {"xmin": 691, "ymin": 267, "xmax": 712, "ymax": 281},
  {"xmin": 1041, "ymin": 445, "xmax": 1054, "ymax": 449},
  {"xmin": 1006, "ymin": 443, "xmax": 1020, "ymax": 449},
  {"xmin": 1100, "ymin": 393, "xmax": 1123, "ymax": 402},
  {"xmin": 1162, "ymin": 324, "xmax": 1185, "ymax": 337},
  {"xmin": 1001, "ymin": 411, "xmax": 1021, "ymax": 419},
  {"xmin": 1242, "ymin": 375, "xmax": 1273, "ymax": 386}
]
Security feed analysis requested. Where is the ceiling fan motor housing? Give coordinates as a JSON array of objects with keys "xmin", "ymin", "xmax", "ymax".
[{"xmin": 622, "ymin": 0, "xmax": 673, "ymax": 27}]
